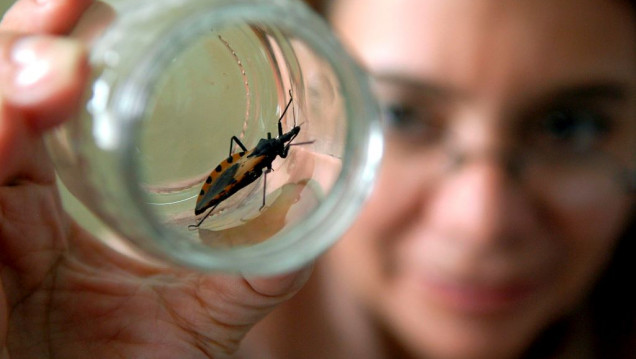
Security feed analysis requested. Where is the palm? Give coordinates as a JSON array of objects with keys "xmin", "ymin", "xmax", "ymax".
[
  {"xmin": 0, "ymin": 103, "xmax": 305, "ymax": 359},
  {"xmin": 0, "ymin": 3, "xmax": 310, "ymax": 357},
  {"xmin": 0, "ymin": 136, "xmax": 224, "ymax": 357},
  {"xmin": 0, "ymin": 157, "xmax": 294, "ymax": 358}
]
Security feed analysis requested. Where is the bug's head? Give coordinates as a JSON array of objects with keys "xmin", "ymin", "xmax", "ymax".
[{"xmin": 281, "ymin": 125, "xmax": 301, "ymax": 143}]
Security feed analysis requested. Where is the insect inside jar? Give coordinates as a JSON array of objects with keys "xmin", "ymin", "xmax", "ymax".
[{"xmin": 188, "ymin": 90, "xmax": 313, "ymax": 229}]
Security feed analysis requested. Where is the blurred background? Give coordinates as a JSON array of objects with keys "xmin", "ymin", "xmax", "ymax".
[{"xmin": 0, "ymin": 0, "xmax": 12, "ymax": 16}]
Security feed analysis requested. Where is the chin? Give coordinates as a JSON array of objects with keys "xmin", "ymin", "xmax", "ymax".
[{"xmin": 372, "ymin": 272, "xmax": 563, "ymax": 359}]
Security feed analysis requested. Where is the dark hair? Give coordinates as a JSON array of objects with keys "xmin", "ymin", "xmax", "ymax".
[
  {"xmin": 588, "ymin": 3, "xmax": 635, "ymax": 357},
  {"xmin": 588, "ymin": 218, "xmax": 636, "ymax": 358}
]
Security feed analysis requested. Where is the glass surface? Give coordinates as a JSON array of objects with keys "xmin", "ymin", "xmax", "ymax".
[{"xmin": 46, "ymin": 0, "xmax": 382, "ymax": 274}]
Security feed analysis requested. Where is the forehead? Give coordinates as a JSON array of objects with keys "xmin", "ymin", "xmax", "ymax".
[{"xmin": 331, "ymin": 0, "xmax": 636, "ymax": 93}]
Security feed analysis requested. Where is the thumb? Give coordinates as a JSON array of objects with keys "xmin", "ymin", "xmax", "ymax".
[
  {"xmin": 0, "ymin": 34, "xmax": 88, "ymax": 133},
  {"xmin": 244, "ymin": 265, "xmax": 314, "ymax": 298},
  {"xmin": 183, "ymin": 264, "xmax": 313, "ymax": 355}
]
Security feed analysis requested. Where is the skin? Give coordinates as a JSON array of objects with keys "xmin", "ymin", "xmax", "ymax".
[
  {"xmin": 322, "ymin": 0, "xmax": 635, "ymax": 358},
  {"xmin": 243, "ymin": 0, "xmax": 635, "ymax": 358},
  {"xmin": 0, "ymin": 1, "xmax": 634, "ymax": 359},
  {"xmin": 0, "ymin": 1, "xmax": 311, "ymax": 358}
]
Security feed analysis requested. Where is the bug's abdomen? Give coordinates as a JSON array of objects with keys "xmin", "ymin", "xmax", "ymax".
[{"xmin": 194, "ymin": 151, "xmax": 271, "ymax": 215}]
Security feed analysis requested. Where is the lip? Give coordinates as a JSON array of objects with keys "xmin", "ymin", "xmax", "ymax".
[{"xmin": 420, "ymin": 277, "xmax": 538, "ymax": 315}]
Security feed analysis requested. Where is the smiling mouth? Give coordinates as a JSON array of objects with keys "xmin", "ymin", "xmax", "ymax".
[{"xmin": 419, "ymin": 276, "xmax": 541, "ymax": 315}]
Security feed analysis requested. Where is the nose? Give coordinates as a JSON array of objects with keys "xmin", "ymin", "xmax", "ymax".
[{"xmin": 427, "ymin": 154, "xmax": 533, "ymax": 247}]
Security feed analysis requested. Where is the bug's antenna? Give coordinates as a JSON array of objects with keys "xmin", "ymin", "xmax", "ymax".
[{"xmin": 289, "ymin": 141, "xmax": 315, "ymax": 147}]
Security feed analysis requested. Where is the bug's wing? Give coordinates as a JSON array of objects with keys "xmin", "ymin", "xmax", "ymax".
[
  {"xmin": 194, "ymin": 150, "xmax": 261, "ymax": 215},
  {"xmin": 195, "ymin": 163, "xmax": 240, "ymax": 214}
]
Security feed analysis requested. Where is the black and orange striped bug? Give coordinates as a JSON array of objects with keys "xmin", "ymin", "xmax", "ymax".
[{"xmin": 188, "ymin": 91, "xmax": 309, "ymax": 229}]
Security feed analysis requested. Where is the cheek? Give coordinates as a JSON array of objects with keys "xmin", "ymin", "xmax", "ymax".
[
  {"xmin": 546, "ymin": 193, "xmax": 632, "ymax": 308},
  {"xmin": 331, "ymin": 154, "xmax": 427, "ymax": 291},
  {"xmin": 351, "ymin": 152, "xmax": 425, "ymax": 240}
]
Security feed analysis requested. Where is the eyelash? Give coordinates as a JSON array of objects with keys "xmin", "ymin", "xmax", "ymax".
[
  {"xmin": 382, "ymin": 102, "xmax": 444, "ymax": 143},
  {"xmin": 381, "ymin": 99, "xmax": 618, "ymax": 156},
  {"xmin": 527, "ymin": 107, "xmax": 613, "ymax": 153}
]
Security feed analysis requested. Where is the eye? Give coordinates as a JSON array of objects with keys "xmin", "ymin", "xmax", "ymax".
[
  {"xmin": 531, "ymin": 108, "xmax": 612, "ymax": 153},
  {"xmin": 384, "ymin": 103, "xmax": 421, "ymax": 132},
  {"xmin": 382, "ymin": 102, "xmax": 443, "ymax": 144},
  {"xmin": 384, "ymin": 103, "xmax": 413, "ymax": 128}
]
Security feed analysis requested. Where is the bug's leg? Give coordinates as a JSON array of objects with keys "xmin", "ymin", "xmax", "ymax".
[
  {"xmin": 292, "ymin": 98, "xmax": 297, "ymax": 127},
  {"xmin": 229, "ymin": 136, "xmax": 248, "ymax": 156},
  {"xmin": 259, "ymin": 166, "xmax": 273, "ymax": 211},
  {"xmin": 188, "ymin": 204, "xmax": 219, "ymax": 230},
  {"xmin": 277, "ymin": 92, "xmax": 294, "ymax": 136}
]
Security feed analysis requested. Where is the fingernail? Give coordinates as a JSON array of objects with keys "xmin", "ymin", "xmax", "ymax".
[{"xmin": 8, "ymin": 36, "xmax": 84, "ymax": 105}]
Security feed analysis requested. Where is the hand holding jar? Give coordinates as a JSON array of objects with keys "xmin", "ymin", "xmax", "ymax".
[{"xmin": 0, "ymin": 1, "xmax": 318, "ymax": 357}]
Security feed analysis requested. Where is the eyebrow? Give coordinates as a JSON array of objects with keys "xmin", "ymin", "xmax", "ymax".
[
  {"xmin": 543, "ymin": 82, "xmax": 631, "ymax": 104},
  {"xmin": 371, "ymin": 72, "xmax": 461, "ymax": 99},
  {"xmin": 375, "ymin": 72, "xmax": 632, "ymax": 106}
]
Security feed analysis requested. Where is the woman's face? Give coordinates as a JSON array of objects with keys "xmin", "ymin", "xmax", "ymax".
[{"xmin": 328, "ymin": 0, "xmax": 635, "ymax": 358}]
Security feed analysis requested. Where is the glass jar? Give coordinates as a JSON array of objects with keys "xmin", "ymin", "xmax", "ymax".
[{"xmin": 46, "ymin": 0, "xmax": 383, "ymax": 274}]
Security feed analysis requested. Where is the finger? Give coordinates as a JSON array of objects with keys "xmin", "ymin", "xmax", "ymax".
[
  {"xmin": 0, "ymin": 33, "xmax": 88, "ymax": 133},
  {"xmin": 178, "ymin": 265, "xmax": 314, "ymax": 354},
  {"xmin": 244, "ymin": 265, "xmax": 314, "ymax": 298},
  {"xmin": 1, "ymin": 0, "xmax": 93, "ymax": 35}
]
